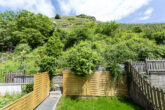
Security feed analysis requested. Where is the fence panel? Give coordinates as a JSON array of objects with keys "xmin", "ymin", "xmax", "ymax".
[
  {"xmin": 2, "ymin": 72, "xmax": 50, "ymax": 110},
  {"xmin": 129, "ymin": 62, "xmax": 165, "ymax": 110},
  {"xmin": 63, "ymin": 71, "xmax": 128, "ymax": 96}
]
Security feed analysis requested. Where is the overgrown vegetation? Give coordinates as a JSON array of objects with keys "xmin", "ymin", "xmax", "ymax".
[
  {"xmin": 1, "ymin": 10, "xmax": 165, "ymax": 78},
  {"xmin": 22, "ymin": 83, "xmax": 34, "ymax": 94}
]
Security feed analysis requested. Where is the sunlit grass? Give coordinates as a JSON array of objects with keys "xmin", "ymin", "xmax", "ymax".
[{"xmin": 56, "ymin": 96, "xmax": 144, "ymax": 110}]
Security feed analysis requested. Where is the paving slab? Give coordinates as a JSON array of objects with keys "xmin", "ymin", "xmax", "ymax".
[{"xmin": 35, "ymin": 91, "xmax": 62, "ymax": 110}]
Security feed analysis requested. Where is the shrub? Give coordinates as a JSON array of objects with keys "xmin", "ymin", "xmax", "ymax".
[
  {"xmin": 38, "ymin": 56, "xmax": 57, "ymax": 79},
  {"xmin": 14, "ymin": 43, "xmax": 31, "ymax": 55},
  {"xmin": 22, "ymin": 83, "xmax": 33, "ymax": 94},
  {"xmin": 55, "ymin": 14, "xmax": 61, "ymax": 19},
  {"xmin": 67, "ymin": 44, "xmax": 100, "ymax": 76}
]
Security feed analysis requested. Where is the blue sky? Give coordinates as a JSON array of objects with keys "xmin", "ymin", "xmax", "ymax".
[{"xmin": 0, "ymin": 0, "xmax": 165, "ymax": 24}]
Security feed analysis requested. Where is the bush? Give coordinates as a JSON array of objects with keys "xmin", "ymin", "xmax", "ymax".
[
  {"xmin": 38, "ymin": 56, "xmax": 57, "ymax": 79},
  {"xmin": 14, "ymin": 43, "xmax": 31, "ymax": 55},
  {"xmin": 55, "ymin": 14, "xmax": 61, "ymax": 19},
  {"xmin": 22, "ymin": 83, "xmax": 33, "ymax": 94},
  {"xmin": 67, "ymin": 44, "xmax": 100, "ymax": 76}
]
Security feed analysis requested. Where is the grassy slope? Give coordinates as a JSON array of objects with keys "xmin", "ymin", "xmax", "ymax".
[
  {"xmin": 51, "ymin": 16, "xmax": 96, "ymax": 31},
  {"xmin": 0, "ymin": 48, "xmax": 42, "ymax": 82},
  {"xmin": 56, "ymin": 96, "xmax": 144, "ymax": 110}
]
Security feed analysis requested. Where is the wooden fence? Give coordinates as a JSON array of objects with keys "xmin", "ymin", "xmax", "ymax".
[
  {"xmin": 146, "ymin": 59, "xmax": 165, "ymax": 74},
  {"xmin": 5, "ymin": 72, "xmax": 33, "ymax": 83},
  {"xmin": 63, "ymin": 71, "xmax": 128, "ymax": 96},
  {"xmin": 128, "ymin": 62, "xmax": 165, "ymax": 110},
  {"xmin": 2, "ymin": 72, "xmax": 50, "ymax": 110}
]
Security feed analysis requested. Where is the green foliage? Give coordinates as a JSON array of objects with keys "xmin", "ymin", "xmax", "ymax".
[
  {"xmin": 105, "ymin": 34, "xmax": 164, "ymax": 62},
  {"xmin": 0, "ymin": 93, "xmax": 24, "ymax": 109},
  {"xmin": 22, "ymin": 83, "xmax": 34, "ymax": 94},
  {"xmin": 0, "ymin": 10, "xmax": 54, "ymax": 50},
  {"xmin": 50, "ymin": 81, "xmax": 56, "ymax": 91},
  {"xmin": 14, "ymin": 43, "xmax": 31, "ymax": 55},
  {"xmin": 65, "ymin": 26, "xmax": 92, "ymax": 49},
  {"xmin": 38, "ymin": 56, "xmax": 57, "ymax": 79},
  {"xmin": 45, "ymin": 35, "xmax": 64, "ymax": 57},
  {"xmin": 109, "ymin": 61, "xmax": 123, "ymax": 83},
  {"xmin": 55, "ymin": 14, "xmax": 61, "ymax": 19},
  {"xmin": 66, "ymin": 42, "xmax": 101, "ymax": 76},
  {"xmin": 152, "ymin": 31, "xmax": 165, "ymax": 44},
  {"xmin": 95, "ymin": 21, "xmax": 119, "ymax": 36},
  {"xmin": 76, "ymin": 14, "xmax": 96, "ymax": 21},
  {"xmin": 132, "ymin": 26, "xmax": 142, "ymax": 33},
  {"xmin": 12, "ymin": 28, "xmax": 45, "ymax": 49}
]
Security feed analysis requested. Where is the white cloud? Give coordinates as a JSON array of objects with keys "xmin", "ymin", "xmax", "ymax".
[
  {"xmin": 0, "ymin": 0, "xmax": 55, "ymax": 17},
  {"xmin": 57, "ymin": 0, "xmax": 151, "ymax": 21},
  {"xmin": 139, "ymin": 7, "xmax": 153, "ymax": 20}
]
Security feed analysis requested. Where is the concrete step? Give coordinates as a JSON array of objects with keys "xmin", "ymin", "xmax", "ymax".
[{"xmin": 50, "ymin": 91, "xmax": 61, "ymax": 96}]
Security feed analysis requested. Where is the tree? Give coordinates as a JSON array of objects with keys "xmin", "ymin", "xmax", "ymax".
[
  {"xmin": 14, "ymin": 43, "xmax": 31, "ymax": 55},
  {"xmin": 55, "ymin": 14, "xmax": 61, "ymax": 19},
  {"xmin": 132, "ymin": 26, "xmax": 142, "ymax": 33},
  {"xmin": 152, "ymin": 31, "xmax": 165, "ymax": 44},
  {"xmin": 95, "ymin": 21, "xmax": 119, "ymax": 36},
  {"xmin": 65, "ymin": 26, "xmax": 92, "ymax": 49},
  {"xmin": 16, "ymin": 10, "xmax": 54, "ymax": 38},
  {"xmin": 39, "ymin": 56, "xmax": 57, "ymax": 79},
  {"xmin": 0, "ymin": 10, "xmax": 55, "ymax": 50},
  {"xmin": 12, "ymin": 28, "xmax": 45, "ymax": 49},
  {"xmin": 45, "ymin": 35, "xmax": 64, "ymax": 57}
]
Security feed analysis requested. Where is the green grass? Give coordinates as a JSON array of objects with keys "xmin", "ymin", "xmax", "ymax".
[
  {"xmin": 56, "ymin": 96, "xmax": 144, "ymax": 110},
  {"xmin": 0, "ymin": 93, "xmax": 24, "ymax": 109},
  {"xmin": 0, "ymin": 48, "xmax": 42, "ymax": 83}
]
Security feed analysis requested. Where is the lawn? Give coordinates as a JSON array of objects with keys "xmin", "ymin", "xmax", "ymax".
[{"xmin": 56, "ymin": 96, "xmax": 144, "ymax": 110}]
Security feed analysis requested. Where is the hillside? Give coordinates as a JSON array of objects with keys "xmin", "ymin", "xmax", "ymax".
[{"xmin": 51, "ymin": 14, "xmax": 96, "ymax": 30}]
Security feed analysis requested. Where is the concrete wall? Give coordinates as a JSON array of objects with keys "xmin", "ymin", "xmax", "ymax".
[
  {"xmin": 149, "ymin": 74, "xmax": 165, "ymax": 89},
  {"xmin": 0, "ymin": 83, "xmax": 23, "ymax": 95}
]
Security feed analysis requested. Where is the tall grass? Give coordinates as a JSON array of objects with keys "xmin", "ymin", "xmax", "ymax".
[{"xmin": 56, "ymin": 96, "xmax": 144, "ymax": 110}]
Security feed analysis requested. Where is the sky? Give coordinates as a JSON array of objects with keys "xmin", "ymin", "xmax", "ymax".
[{"xmin": 0, "ymin": 0, "xmax": 164, "ymax": 24}]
